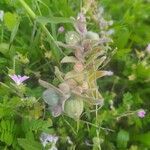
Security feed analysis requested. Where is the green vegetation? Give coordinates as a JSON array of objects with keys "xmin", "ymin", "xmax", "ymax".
[{"xmin": 0, "ymin": 0, "xmax": 150, "ymax": 149}]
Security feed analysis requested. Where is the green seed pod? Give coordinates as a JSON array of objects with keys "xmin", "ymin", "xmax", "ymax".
[
  {"xmin": 64, "ymin": 96, "xmax": 84, "ymax": 120},
  {"xmin": 42, "ymin": 89, "xmax": 60, "ymax": 107},
  {"xmin": 85, "ymin": 31, "xmax": 99, "ymax": 40},
  {"xmin": 65, "ymin": 31, "xmax": 80, "ymax": 45}
]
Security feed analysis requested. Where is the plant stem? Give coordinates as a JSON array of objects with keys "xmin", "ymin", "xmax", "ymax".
[
  {"xmin": 18, "ymin": 0, "xmax": 36, "ymax": 19},
  {"xmin": 76, "ymin": 119, "xmax": 80, "ymax": 133},
  {"xmin": 62, "ymin": 116, "xmax": 77, "ymax": 135}
]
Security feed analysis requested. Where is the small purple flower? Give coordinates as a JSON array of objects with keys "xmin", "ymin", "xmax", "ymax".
[
  {"xmin": 9, "ymin": 74, "xmax": 29, "ymax": 85},
  {"xmin": 40, "ymin": 132, "xmax": 59, "ymax": 148},
  {"xmin": 58, "ymin": 26, "xmax": 65, "ymax": 33},
  {"xmin": 137, "ymin": 109, "xmax": 146, "ymax": 118}
]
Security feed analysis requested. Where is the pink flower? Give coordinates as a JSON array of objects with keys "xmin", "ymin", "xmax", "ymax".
[
  {"xmin": 9, "ymin": 74, "xmax": 29, "ymax": 85},
  {"xmin": 58, "ymin": 26, "xmax": 65, "ymax": 33},
  {"xmin": 137, "ymin": 109, "xmax": 146, "ymax": 118}
]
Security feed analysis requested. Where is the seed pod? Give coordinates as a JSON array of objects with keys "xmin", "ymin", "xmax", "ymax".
[
  {"xmin": 42, "ymin": 89, "xmax": 60, "ymax": 107},
  {"xmin": 64, "ymin": 96, "xmax": 84, "ymax": 120},
  {"xmin": 85, "ymin": 31, "xmax": 99, "ymax": 41}
]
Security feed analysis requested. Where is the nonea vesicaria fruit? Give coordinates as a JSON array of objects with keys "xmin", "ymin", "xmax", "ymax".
[
  {"xmin": 42, "ymin": 89, "xmax": 60, "ymax": 107},
  {"xmin": 64, "ymin": 96, "xmax": 84, "ymax": 120}
]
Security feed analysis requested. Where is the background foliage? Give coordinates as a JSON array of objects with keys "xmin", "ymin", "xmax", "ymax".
[{"xmin": 0, "ymin": 0, "xmax": 150, "ymax": 149}]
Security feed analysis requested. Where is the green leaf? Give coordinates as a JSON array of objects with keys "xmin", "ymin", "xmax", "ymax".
[
  {"xmin": 18, "ymin": 138, "xmax": 42, "ymax": 150},
  {"xmin": 117, "ymin": 129, "xmax": 129, "ymax": 149},
  {"xmin": 114, "ymin": 48, "xmax": 131, "ymax": 60},
  {"xmin": 0, "ymin": 43, "xmax": 9, "ymax": 56},
  {"xmin": 36, "ymin": 16, "xmax": 73, "ymax": 25},
  {"xmin": 134, "ymin": 132, "xmax": 150, "ymax": 147},
  {"xmin": 115, "ymin": 28, "xmax": 130, "ymax": 48},
  {"xmin": 123, "ymin": 92, "xmax": 133, "ymax": 108},
  {"xmin": 4, "ymin": 12, "xmax": 18, "ymax": 31},
  {"xmin": 10, "ymin": 19, "xmax": 20, "ymax": 44},
  {"xmin": 61, "ymin": 56, "xmax": 77, "ymax": 63}
]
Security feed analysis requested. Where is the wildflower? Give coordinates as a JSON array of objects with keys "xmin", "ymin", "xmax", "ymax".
[
  {"xmin": 137, "ymin": 109, "xmax": 146, "ymax": 118},
  {"xmin": 58, "ymin": 26, "xmax": 65, "ymax": 33},
  {"xmin": 0, "ymin": 10, "xmax": 4, "ymax": 21},
  {"xmin": 9, "ymin": 74, "xmax": 29, "ymax": 85},
  {"xmin": 40, "ymin": 133, "xmax": 59, "ymax": 148}
]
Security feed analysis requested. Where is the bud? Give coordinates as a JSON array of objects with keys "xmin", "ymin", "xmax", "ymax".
[
  {"xmin": 44, "ymin": 51, "xmax": 52, "ymax": 59},
  {"xmin": 58, "ymin": 26, "xmax": 65, "ymax": 33},
  {"xmin": 75, "ymin": 12, "xmax": 87, "ymax": 34}
]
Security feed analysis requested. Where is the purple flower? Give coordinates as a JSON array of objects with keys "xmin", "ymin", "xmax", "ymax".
[
  {"xmin": 40, "ymin": 132, "xmax": 59, "ymax": 147},
  {"xmin": 137, "ymin": 109, "xmax": 146, "ymax": 118},
  {"xmin": 58, "ymin": 26, "xmax": 65, "ymax": 33},
  {"xmin": 9, "ymin": 74, "xmax": 29, "ymax": 85}
]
